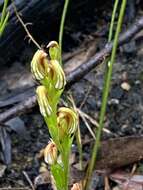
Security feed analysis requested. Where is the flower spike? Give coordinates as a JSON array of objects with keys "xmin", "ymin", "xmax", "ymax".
[
  {"xmin": 31, "ymin": 40, "xmax": 79, "ymax": 190},
  {"xmin": 36, "ymin": 86, "xmax": 52, "ymax": 117}
]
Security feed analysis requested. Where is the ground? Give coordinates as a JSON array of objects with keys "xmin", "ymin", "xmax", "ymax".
[{"xmin": 0, "ymin": 1, "xmax": 143, "ymax": 189}]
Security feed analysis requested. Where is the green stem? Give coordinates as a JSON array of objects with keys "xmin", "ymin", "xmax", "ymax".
[
  {"xmin": 108, "ymin": 0, "xmax": 119, "ymax": 42},
  {"xmin": 61, "ymin": 138, "xmax": 72, "ymax": 190},
  {"xmin": 0, "ymin": 11, "xmax": 9, "ymax": 36},
  {"xmin": 44, "ymin": 109, "xmax": 72, "ymax": 190},
  {"xmin": 0, "ymin": 0, "xmax": 9, "ymax": 36},
  {"xmin": 63, "ymin": 151, "xmax": 70, "ymax": 190},
  {"xmin": 59, "ymin": 0, "xmax": 70, "ymax": 65},
  {"xmin": 76, "ymin": 124, "xmax": 83, "ymax": 170},
  {"xmin": 84, "ymin": 0, "xmax": 127, "ymax": 189},
  {"xmin": 0, "ymin": 0, "xmax": 9, "ymax": 25}
]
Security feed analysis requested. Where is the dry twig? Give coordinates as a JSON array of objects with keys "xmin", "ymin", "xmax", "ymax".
[
  {"xmin": 77, "ymin": 109, "xmax": 115, "ymax": 135},
  {"xmin": 79, "ymin": 86, "xmax": 92, "ymax": 109},
  {"xmin": 78, "ymin": 111, "xmax": 96, "ymax": 139},
  {"xmin": 12, "ymin": 2, "xmax": 41, "ymax": 49},
  {"xmin": 0, "ymin": 96, "xmax": 36, "ymax": 122},
  {"xmin": 23, "ymin": 171, "xmax": 35, "ymax": 190}
]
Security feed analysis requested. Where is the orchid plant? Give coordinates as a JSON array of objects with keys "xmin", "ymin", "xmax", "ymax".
[{"xmin": 31, "ymin": 41, "xmax": 79, "ymax": 190}]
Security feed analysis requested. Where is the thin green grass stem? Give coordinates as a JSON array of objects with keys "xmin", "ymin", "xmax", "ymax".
[
  {"xmin": 76, "ymin": 124, "xmax": 83, "ymax": 170},
  {"xmin": 0, "ymin": 0, "xmax": 9, "ymax": 25},
  {"xmin": 108, "ymin": 0, "xmax": 119, "ymax": 42},
  {"xmin": 59, "ymin": 0, "xmax": 70, "ymax": 65},
  {"xmin": 0, "ymin": 11, "xmax": 9, "ymax": 35},
  {"xmin": 0, "ymin": 0, "xmax": 9, "ymax": 36},
  {"xmin": 84, "ymin": 0, "xmax": 127, "ymax": 189}
]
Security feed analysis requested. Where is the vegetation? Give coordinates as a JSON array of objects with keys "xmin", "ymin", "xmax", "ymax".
[
  {"xmin": 30, "ymin": 0, "xmax": 128, "ymax": 189},
  {"xmin": 2, "ymin": 0, "xmax": 141, "ymax": 189},
  {"xmin": 31, "ymin": 41, "xmax": 79, "ymax": 190},
  {"xmin": 59, "ymin": 0, "xmax": 70, "ymax": 65},
  {"xmin": 0, "ymin": 0, "xmax": 9, "ymax": 36},
  {"xmin": 85, "ymin": 0, "xmax": 127, "ymax": 189}
]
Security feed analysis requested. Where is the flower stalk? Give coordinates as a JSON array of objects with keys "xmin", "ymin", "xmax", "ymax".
[{"xmin": 31, "ymin": 41, "xmax": 78, "ymax": 190}]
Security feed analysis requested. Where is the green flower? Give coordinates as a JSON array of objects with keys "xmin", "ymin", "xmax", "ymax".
[
  {"xmin": 31, "ymin": 49, "xmax": 66, "ymax": 90},
  {"xmin": 43, "ymin": 141, "xmax": 58, "ymax": 165},
  {"xmin": 31, "ymin": 50, "xmax": 49, "ymax": 81},
  {"xmin": 49, "ymin": 60, "xmax": 66, "ymax": 89},
  {"xmin": 36, "ymin": 86, "xmax": 52, "ymax": 117},
  {"xmin": 57, "ymin": 107, "xmax": 78, "ymax": 138}
]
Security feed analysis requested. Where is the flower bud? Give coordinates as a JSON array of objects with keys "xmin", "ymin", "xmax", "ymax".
[
  {"xmin": 36, "ymin": 86, "xmax": 52, "ymax": 117},
  {"xmin": 47, "ymin": 41, "xmax": 60, "ymax": 61},
  {"xmin": 71, "ymin": 183, "xmax": 82, "ymax": 190},
  {"xmin": 31, "ymin": 50, "xmax": 49, "ymax": 81},
  {"xmin": 57, "ymin": 107, "xmax": 78, "ymax": 138},
  {"xmin": 44, "ymin": 141, "xmax": 57, "ymax": 165},
  {"xmin": 49, "ymin": 60, "xmax": 66, "ymax": 89}
]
